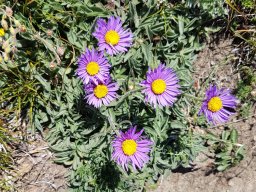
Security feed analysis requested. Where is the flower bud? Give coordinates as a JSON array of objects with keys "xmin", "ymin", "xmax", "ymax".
[
  {"xmin": 3, "ymin": 52, "xmax": 8, "ymax": 61},
  {"xmin": 0, "ymin": 28, "xmax": 4, "ymax": 37},
  {"xmin": 57, "ymin": 46, "xmax": 65, "ymax": 56},
  {"xmin": 19, "ymin": 25, "xmax": 26, "ymax": 33},
  {"xmin": 2, "ymin": 40, "xmax": 8, "ymax": 49},
  {"xmin": 9, "ymin": 26, "xmax": 16, "ymax": 35},
  {"xmin": 46, "ymin": 29, "xmax": 53, "ymax": 36},
  {"xmin": 4, "ymin": 46, "xmax": 11, "ymax": 54},
  {"xmin": 5, "ymin": 7, "xmax": 13, "ymax": 17},
  {"xmin": 49, "ymin": 62, "xmax": 56, "ymax": 70},
  {"xmin": 14, "ymin": 19, "xmax": 21, "ymax": 28},
  {"xmin": 1, "ymin": 19, "xmax": 8, "ymax": 30}
]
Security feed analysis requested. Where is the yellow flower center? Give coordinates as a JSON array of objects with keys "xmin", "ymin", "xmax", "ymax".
[
  {"xmin": 151, "ymin": 79, "xmax": 166, "ymax": 95},
  {"xmin": 207, "ymin": 97, "xmax": 223, "ymax": 112},
  {"xmin": 105, "ymin": 30, "xmax": 120, "ymax": 45},
  {"xmin": 94, "ymin": 85, "xmax": 108, "ymax": 99},
  {"xmin": 122, "ymin": 139, "xmax": 137, "ymax": 156},
  {"xmin": 0, "ymin": 28, "xmax": 5, "ymax": 37},
  {"xmin": 86, "ymin": 62, "xmax": 100, "ymax": 76}
]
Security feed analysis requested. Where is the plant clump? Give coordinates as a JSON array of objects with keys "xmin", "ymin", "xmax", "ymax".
[{"xmin": 0, "ymin": 0, "xmax": 252, "ymax": 191}]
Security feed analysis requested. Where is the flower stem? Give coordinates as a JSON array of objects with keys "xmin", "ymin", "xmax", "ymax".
[
  {"xmin": 106, "ymin": 108, "xmax": 120, "ymax": 136},
  {"xmin": 108, "ymin": 87, "xmax": 144, "ymax": 108}
]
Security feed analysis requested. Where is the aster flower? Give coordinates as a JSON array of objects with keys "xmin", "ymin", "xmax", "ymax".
[
  {"xmin": 199, "ymin": 85, "xmax": 238, "ymax": 125},
  {"xmin": 112, "ymin": 126, "xmax": 153, "ymax": 171},
  {"xmin": 85, "ymin": 78, "xmax": 119, "ymax": 108},
  {"xmin": 140, "ymin": 64, "xmax": 181, "ymax": 108},
  {"xmin": 92, "ymin": 16, "xmax": 133, "ymax": 55},
  {"xmin": 77, "ymin": 48, "xmax": 111, "ymax": 84}
]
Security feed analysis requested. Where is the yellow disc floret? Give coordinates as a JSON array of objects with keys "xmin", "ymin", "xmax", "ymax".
[
  {"xmin": 94, "ymin": 85, "xmax": 108, "ymax": 99},
  {"xmin": 105, "ymin": 30, "xmax": 120, "ymax": 45},
  {"xmin": 86, "ymin": 61, "xmax": 100, "ymax": 76},
  {"xmin": 207, "ymin": 96, "xmax": 223, "ymax": 112},
  {"xmin": 122, "ymin": 139, "xmax": 137, "ymax": 156},
  {"xmin": 151, "ymin": 79, "xmax": 166, "ymax": 95},
  {"xmin": 0, "ymin": 28, "xmax": 5, "ymax": 37}
]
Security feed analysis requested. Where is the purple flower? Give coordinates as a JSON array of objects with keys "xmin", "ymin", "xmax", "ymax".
[
  {"xmin": 140, "ymin": 64, "xmax": 181, "ymax": 108},
  {"xmin": 77, "ymin": 48, "xmax": 111, "ymax": 84},
  {"xmin": 112, "ymin": 126, "xmax": 153, "ymax": 171},
  {"xmin": 93, "ymin": 16, "xmax": 133, "ymax": 55},
  {"xmin": 85, "ymin": 78, "xmax": 119, "ymax": 108},
  {"xmin": 199, "ymin": 85, "xmax": 238, "ymax": 125}
]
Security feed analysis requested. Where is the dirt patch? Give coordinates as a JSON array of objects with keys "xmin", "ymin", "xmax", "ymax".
[
  {"xmin": 155, "ymin": 117, "xmax": 256, "ymax": 192},
  {"xmin": 154, "ymin": 39, "xmax": 256, "ymax": 192},
  {"xmin": 5, "ymin": 134, "xmax": 68, "ymax": 192},
  {"xmin": 193, "ymin": 38, "xmax": 239, "ymax": 92}
]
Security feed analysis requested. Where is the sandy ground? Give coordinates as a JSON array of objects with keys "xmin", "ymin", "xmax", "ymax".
[
  {"xmin": 154, "ymin": 38, "xmax": 256, "ymax": 192},
  {"xmin": 154, "ymin": 117, "xmax": 256, "ymax": 192},
  {"xmin": 7, "ymin": 134, "xmax": 68, "ymax": 192}
]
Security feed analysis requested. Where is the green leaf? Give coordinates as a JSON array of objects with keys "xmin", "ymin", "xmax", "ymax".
[
  {"xmin": 217, "ymin": 164, "xmax": 229, "ymax": 171},
  {"xmin": 178, "ymin": 16, "xmax": 184, "ymax": 35},
  {"xmin": 129, "ymin": 2, "xmax": 140, "ymax": 28},
  {"xmin": 170, "ymin": 120, "xmax": 186, "ymax": 129},
  {"xmin": 34, "ymin": 74, "xmax": 51, "ymax": 92},
  {"xmin": 230, "ymin": 128, "xmax": 238, "ymax": 143}
]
